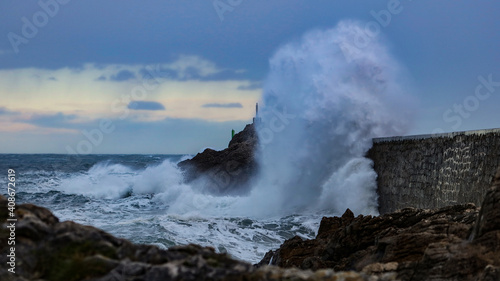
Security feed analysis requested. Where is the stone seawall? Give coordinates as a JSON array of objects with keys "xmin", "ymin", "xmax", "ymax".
[{"xmin": 367, "ymin": 128, "xmax": 500, "ymax": 214}]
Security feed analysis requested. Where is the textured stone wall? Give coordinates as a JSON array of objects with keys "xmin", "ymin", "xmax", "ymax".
[{"xmin": 367, "ymin": 129, "xmax": 500, "ymax": 214}]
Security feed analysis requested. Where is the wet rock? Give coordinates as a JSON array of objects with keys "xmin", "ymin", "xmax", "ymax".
[
  {"xmin": 178, "ymin": 124, "xmax": 258, "ymax": 195},
  {"xmin": 258, "ymin": 167, "xmax": 500, "ymax": 280},
  {"xmin": 254, "ymin": 250, "xmax": 275, "ymax": 267},
  {"xmin": 0, "ymin": 196, "xmax": 384, "ymax": 281},
  {"xmin": 473, "ymin": 168, "xmax": 500, "ymax": 239}
]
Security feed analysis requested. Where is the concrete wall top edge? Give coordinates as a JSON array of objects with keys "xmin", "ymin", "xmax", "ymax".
[{"xmin": 373, "ymin": 128, "xmax": 500, "ymax": 143}]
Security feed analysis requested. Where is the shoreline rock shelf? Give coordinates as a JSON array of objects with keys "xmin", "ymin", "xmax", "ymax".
[
  {"xmin": 2, "ymin": 124, "xmax": 500, "ymax": 280},
  {"xmin": 1, "ymin": 168, "xmax": 499, "ymax": 280},
  {"xmin": 257, "ymin": 168, "xmax": 500, "ymax": 280},
  {"xmin": 0, "ymin": 196, "xmax": 386, "ymax": 281}
]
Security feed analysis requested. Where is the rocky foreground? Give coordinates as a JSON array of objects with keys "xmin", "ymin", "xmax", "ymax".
[
  {"xmin": 0, "ymin": 197, "xmax": 387, "ymax": 281},
  {"xmin": 257, "ymin": 168, "xmax": 500, "ymax": 280},
  {"xmin": 1, "ymin": 170, "xmax": 500, "ymax": 280}
]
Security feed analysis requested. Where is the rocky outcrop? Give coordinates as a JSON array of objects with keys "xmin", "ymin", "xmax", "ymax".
[
  {"xmin": 3, "ymin": 183, "xmax": 499, "ymax": 281},
  {"xmin": 0, "ymin": 196, "xmax": 392, "ymax": 281},
  {"xmin": 259, "ymin": 168, "xmax": 500, "ymax": 280},
  {"xmin": 178, "ymin": 124, "xmax": 259, "ymax": 195}
]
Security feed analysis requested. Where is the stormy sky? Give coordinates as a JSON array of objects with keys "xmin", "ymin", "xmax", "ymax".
[{"xmin": 0, "ymin": 0, "xmax": 499, "ymax": 154}]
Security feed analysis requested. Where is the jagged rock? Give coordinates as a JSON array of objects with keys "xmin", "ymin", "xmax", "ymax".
[
  {"xmin": 259, "ymin": 168, "xmax": 500, "ymax": 280},
  {"xmin": 0, "ymin": 196, "xmax": 386, "ymax": 281},
  {"xmin": 254, "ymin": 250, "xmax": 275, "ymax": 267},
  {"xmin": 473, "ymin": 168, "xmax": 500, "ymax": 239},
  {"xmin": 178, "ymin": 124, "xmax": 258, "ymax": 195}
]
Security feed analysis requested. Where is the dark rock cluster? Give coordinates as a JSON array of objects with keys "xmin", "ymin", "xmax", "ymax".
[
  {"xmin": 2, "ymin": 168, "xmax": 499, "ymax": 280},
  {"xmin": 258, "ymin": 168, "xmax": 500, "ymax": 280},
  {"xmin": 0, "ymin": 195, "xmax": 388, "ymax": 280},
  {"xmin": 177, "ymin": 124, "xmax": 259, "ymax": 195}
]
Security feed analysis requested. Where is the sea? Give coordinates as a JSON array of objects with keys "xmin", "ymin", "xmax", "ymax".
[
  {"xmin": 0, "ymin": 20, "xmax": 417, "ymax": 266},
  {"xmin": 0, "ymin": 154, "xmax": 321, "ymax": 263}
]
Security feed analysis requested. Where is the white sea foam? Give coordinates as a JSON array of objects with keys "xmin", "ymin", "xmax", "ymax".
[
  {"xmin": 57, "ymin": 160, "xmax": 185, "ymax": 200},
  {"xmin": 231, "ymin": 20, "xmax": 415, "ymax": 217},
  {"xmin": 37, "ymin": 20, "xmax": 416, "ymax": 263},
  {"xmin": 57, "ymin": 20, "xmax": 414, "ymax": 219}
]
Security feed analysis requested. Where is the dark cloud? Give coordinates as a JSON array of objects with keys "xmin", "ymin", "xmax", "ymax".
[
  {"xmin": 202, "ymin": 103, "xmax": 243, "ymax": 108},
  {"xmin": 139, "ymin": 67, "xmax": 177, "ymax": 81},
  {"xmin": 196, "ymin": 69, "xmax": 251, "ymax": 81},
  {"xmin": 110, "ymin": 70, "xmax": 136, "ymax": 81},
  {"xmin": 237, "ymin": 82, "xmax": 262, "ymax": 90},
  {"xmin": 183, "ymin": 66, "xmax": 205, "ymax": 80},
  {"xmin": 96, "ymin": 75, "xmax": 107, "ymax": 81},
  {"xmin": 25, "ymin": 112, "xmax": 78, "ymax": 128},
  {"xmin": 0, "ymin": 107, "xmax": 19, "ymax": 116},
  {"xmin": 128, "ymin": 101, "xmax": 165, "ymax": 111},
  {"xmin": 137, "ymin": 60, "xmax": 256, "ymax": 82},
  {"xmin": 48, "ymin": 77, "xmax": 57, "ymax": 81}
]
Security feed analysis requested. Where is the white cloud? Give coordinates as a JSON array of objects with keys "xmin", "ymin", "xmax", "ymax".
[
  {"xmin": 162, "ymin": 55, "xmax": 222, "ymax": 79},
  {"xmin": 0, "ymin": 56, "xmax": 261, "ymax": 134},
  {"xmin": 83, "ymin": 55, "xmax": 226, "ymax": 82}
]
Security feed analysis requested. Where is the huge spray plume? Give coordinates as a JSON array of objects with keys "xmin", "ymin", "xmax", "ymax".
[{"xmin": 237, "ymin": 21, "xmax": 415, "ymax": 216}]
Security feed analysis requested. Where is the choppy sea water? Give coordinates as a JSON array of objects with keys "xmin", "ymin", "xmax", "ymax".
[{"xmin": 0, "ymin": 154, "xmax": 321, "ymax": 263}]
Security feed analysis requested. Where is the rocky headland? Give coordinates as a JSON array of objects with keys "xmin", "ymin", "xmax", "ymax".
[
  {"xmin": 177, "ymin": 124, "xmax": 259, "ymax": 195},
  {"xmin": 2, "ymin": 124, "xmax": 500, "ymax": 280}
]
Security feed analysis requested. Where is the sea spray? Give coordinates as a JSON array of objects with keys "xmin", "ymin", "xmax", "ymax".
[
  {"xmin": 57, "ymin": 160, "xmax": 189, "ymax": 200},
  {"xmin": 56, "ymin": 21, "xmax": 415, "ymax": 219},
  {"xmin": 56, "ymin": 158, "xmax": 235, "ymax": 216},
  {"xmin": 35, "ymin": 21, "xmax": 418, "ymax": 263},
  {"xmin": 235, "ymin": 20, "xmax": 416, "ymax": 216},
  {"xmin": 39, "ymin": 157, "xmax": 317, "ymax": 263}
]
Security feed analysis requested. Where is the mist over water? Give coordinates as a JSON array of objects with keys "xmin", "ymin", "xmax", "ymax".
[{"xmin": 238, "ymin": 20, "xmax": 415, "ymax": 216}]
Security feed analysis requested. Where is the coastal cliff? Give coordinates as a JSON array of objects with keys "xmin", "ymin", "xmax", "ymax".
[
  {"xmin": 179, "ymin": 125, "xmax": 500, "ymax": 215},
  {"xmin": 177, "ymin": 124, "xmax": 259, "ymax": 195}
]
